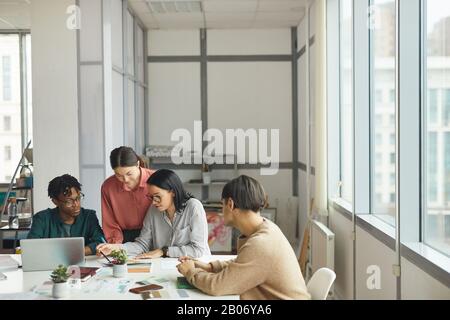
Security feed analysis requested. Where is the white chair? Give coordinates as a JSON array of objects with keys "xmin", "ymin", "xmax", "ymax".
[{"xmin": 307, "ymin": 268, "xmax": 336, "ymax": 300}]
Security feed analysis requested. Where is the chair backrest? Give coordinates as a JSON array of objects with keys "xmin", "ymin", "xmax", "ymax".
[{"xmin": 306, "ymin": 268, "xmax": 336, "ymax": 300}]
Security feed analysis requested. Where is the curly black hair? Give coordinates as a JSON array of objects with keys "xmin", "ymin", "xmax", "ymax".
[{"xmin": 48, "ymin": 174, "xmax": 82, "ymax": 200}]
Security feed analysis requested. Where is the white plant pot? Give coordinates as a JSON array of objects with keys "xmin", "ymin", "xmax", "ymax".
[
  {"xmin": 52, "ymin": 282, "xmax": 69, "ymax": 299},
  {"xmin": 113, "ymin": 264, "xmax": 128, "ymax": 278}
]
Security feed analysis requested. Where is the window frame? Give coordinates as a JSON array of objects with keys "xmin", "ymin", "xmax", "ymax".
[
  {"xmin": 338, "ymin": 0, "xmax": 356, "ymax": 206},
  {"xmin": 123, "ymin": 4, "xmax": 148, "ymax": 153},
  {"xmin": 368, "ymin": 0, "xmax": 398, "ymax": 226},
  {"xmin": 0, "ymin": 31, "xmax": 31, "ymax": 147},
  {"xmin": 422, "ymin": 0, "xmax": 450, "ymax": 257},
  {"xmin": 327, "ymin": 0, "xmax": 450, "ymax": 294},
  {"xmin": 0, "ymin": 30, "xmax": 32, "ymax": 185}
]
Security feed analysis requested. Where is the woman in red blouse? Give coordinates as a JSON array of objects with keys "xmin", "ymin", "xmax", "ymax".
[{"xmin": 101, "ymin": 146, "xmax": 155, "ymax": 243}]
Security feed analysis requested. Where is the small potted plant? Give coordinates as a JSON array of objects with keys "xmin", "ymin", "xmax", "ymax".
[
  {"xmin": 50, "ymin": 265, "xmax": 70, "ymax": 299},
  {"xmin": 110, "ymin": 249, "xmax": 128, "ymax": 278}
]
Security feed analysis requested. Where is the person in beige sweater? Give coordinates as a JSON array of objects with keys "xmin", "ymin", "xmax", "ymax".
[{"xmin": 177, "ymin": 175, "xmax": 311, "ymax": 300}]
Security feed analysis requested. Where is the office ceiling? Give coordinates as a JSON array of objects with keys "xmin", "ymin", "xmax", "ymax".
[
  {"xmin": 0, "ymin": 0, "xmax": 30, "ymax": 30},
  {"xmin": 0, "ymin": 0, "xmax": 308, "ymax": 31},
  {"xmin": 131, "ymin": 0, "xmax": 307, "ymax": 29}
]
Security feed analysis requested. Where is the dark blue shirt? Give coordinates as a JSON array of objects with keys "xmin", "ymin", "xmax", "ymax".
[{"xmin": 27, "ymin": 207, "xmax": 104, "ymax": 254}]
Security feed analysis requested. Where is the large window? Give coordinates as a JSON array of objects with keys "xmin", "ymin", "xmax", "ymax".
[
  {"xmin": 425, "ymin": 0, "xmax": 450, "ymax": 256},
  {"xmin": 3, "ymin": 116, "xmax": 11, "ymax": 131},
  {"xmin": 370, "ymin": 0, "xmax": 396, "ymax": 226},
  {"xmin": 0, "ymin": 33, "xmax": 32, "ymax": 184},
  {"xmin": 2, "ymin": 56, "xmax": 11, "ymax": 101},
  {"xmin": 340, "ymin": 0, "xmax": 353, "ymax": 203},
  {"xmin": 4, "ymin": 146, "xmax": 11, "ymax": 161}
]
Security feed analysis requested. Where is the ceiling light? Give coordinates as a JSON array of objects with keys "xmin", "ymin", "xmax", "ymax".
[{"xmin": 147, "ymin": 1, "xmax": 203, "ymax": 14}]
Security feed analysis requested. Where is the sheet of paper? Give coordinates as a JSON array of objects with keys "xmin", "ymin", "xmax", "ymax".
[
  {"xmin": 116, "ymin": 279, "xmax": 133, "ymax": 294},
  {"xmin": 82, "ymin": 278, "xmax": 133, "ymax": 295},
  {"xmin": 31, "ymin": 280, "xmax": 53, "ymax": 296},
  {"xmin": 127, "ymin": 258, "xmax": 153, "ymax": 265},
  {"xmin": 160, "ymin": 259, "xmax": 179, "ymax": 270},
  {"xmin": 97, "ymin": 258, "xmax": 152, "ymax": 266},
  {"xmin": 153, "ymin": 277, "xmax": 170, "ymax": 283}
]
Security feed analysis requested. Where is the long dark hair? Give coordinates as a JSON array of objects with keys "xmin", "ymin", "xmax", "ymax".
[
  {"xmin": 110, "ymin": 146, "xmax": 147, "ymax": 169},
  {"xmin": 147, "ymin": 169, "xmax": 193, "ymax": 212}
]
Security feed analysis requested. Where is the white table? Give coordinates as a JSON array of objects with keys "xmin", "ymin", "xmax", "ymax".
[{"xmin": 0, "ymin": 254, "xmax": 238, "ymax": 300}]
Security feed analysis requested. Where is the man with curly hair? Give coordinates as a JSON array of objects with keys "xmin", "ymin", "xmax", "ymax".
[{"xmin": 27, "ymin": 174, "xmax": 104, "ymax": 256}]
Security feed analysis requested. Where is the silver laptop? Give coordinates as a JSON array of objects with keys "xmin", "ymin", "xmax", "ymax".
[{"xmin": 21, "ymin": 237, "xmax": 85, "ymax": 272}]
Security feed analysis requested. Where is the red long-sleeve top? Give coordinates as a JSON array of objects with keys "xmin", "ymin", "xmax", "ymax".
[{"xmin": 101, "ymin": 167, "xmax": 155, "ymax": 243}]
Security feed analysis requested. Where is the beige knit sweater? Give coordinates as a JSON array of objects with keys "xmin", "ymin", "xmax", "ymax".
[{"xmin": 186, "ymin": 219, "xmax": 311, "ymax": 300}]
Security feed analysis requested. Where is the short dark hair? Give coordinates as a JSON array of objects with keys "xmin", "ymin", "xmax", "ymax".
[
  {"xmin": 221, "ymin": 175, "xmax": 267, "ymax": 212},
  {"xmin": 110, "ymin": 146, "xmax": 146, "ymax": 169},
  {"xmin": 147, "ymin": 169, "xmax": 193, "ymax": 212},
  {"xmin": 48, "ymin": 174, "xmax": 82, "ymax": 200}
]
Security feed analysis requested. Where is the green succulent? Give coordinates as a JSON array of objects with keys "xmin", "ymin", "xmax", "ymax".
[
  {"xmin": 50, "ymin": 265, "xmax": 70, "ymax": 283},
  {"xmin": 110, "ymin": 249, "xmax": 128, "ymax": 265}
]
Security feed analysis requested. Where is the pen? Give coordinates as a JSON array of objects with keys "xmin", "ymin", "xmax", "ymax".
[
  {"xmin": 99, "ymin": 237, "xmax": 113, "ymax": 263},
  {"xmin": 100, "ymin": 251, "xmax": 113, "ymax": 264}
]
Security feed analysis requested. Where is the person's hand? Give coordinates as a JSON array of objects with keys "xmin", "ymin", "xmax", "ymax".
[
  {"xmin": 178, "ymin": 256, "xmax": 212, "ymax": 272},
  {"xmin": 84, "ymin": 246, "xmax": 93, "ymax": 256},
  {"xmin": 96, "ymin": 243, "xmax": 121, "ymax": 256},
  {"xmin": 178, "ymin": 256, "xmax": 193, "ymax": 263},
  {"xmin": 176, "ymin": 260, "xmax": 195, "ymax": 276},
  {"xmin": 135, "ymin": 249, "xmax": 163, "ymax": 259}
]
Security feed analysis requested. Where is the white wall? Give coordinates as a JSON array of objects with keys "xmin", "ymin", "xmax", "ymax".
[
  {"xmin": 328, "ymin": 207, "xmax": 450, "ymax": 299},
  {"xmin": 148, "ymin": 30, "xmax": 199, "ymax": 56},
  {"xmin": 207, "ymin": 61, "xmax": 292, "ymax": 163},
  {"xmin": 401, "ymin": 258, "xmax": 450, "ymax": 299},
  {"xmin": 328, "ymin": 208, "xmax": 354, "ymax": 299},
  {"xmin": 31, "ymin": 0, "xmax": 142, "ymax": 219},
  {"xmin": 355, "ymin": 224, "xmax": 397, "ymax": 299},
  {"xmin": 148, "ymin": 63, "xmax": 201, "ymax": 146},
  {"xmin": 147, "ymin": 28, "xmax": 298, "ymax": 246},
  {"xmin": 207, "ymin": 29, "xmax": 291, "ymax": 55},
  {"xmin": 31, "ymin": 0, "xmax": 80, "ymax": 211}
]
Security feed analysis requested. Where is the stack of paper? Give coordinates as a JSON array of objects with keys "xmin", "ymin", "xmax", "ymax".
[
  {"xmin": 98, "ymin": 258, "xmax": 153, "ymax": 267},
  {"xmin": 127, "ymin": 258, "xmax": 153, "ymax": 265},
  {"xmin": 128, "ymin": 265, "xmax": 151, "ymax": 273}
]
